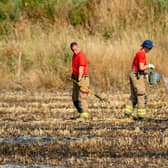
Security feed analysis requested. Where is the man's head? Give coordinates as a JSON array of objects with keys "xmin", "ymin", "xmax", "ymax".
[
  {"xmin": 70, "ymin": 42, "xmax": 80, "ymax": 54},
  {"xmin": 141, "ymin": 40, "xmax": 153, "ymax": 53}
]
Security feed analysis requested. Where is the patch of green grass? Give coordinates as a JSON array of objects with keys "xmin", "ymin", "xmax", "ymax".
[
  {"xmin": 146, "ymin": 0, "xmax": 168, "ymax": 11},
  {"xmin": 102, "ymin": 29, "xmax": 111, "ymax": 41},
  {"xmin": 6, "ymin": 54, "xmax": 17, "ymax": 73},
  {"xmin": 63, "ymin": 52, "xmax": 71, "ymax": 64},
  {"xmin": 48, "ymin": 53, "xmax": 59, "ymax": 73},
  {"xmin": 0, "ymin": 9, "xmax": 7, "ymax": 21},
  {"xmin": 0, "ymin": 0, "xmax": 9, "ymax": 4},
  {"xmin": 69, "ymin": 0, "xmax": 94, "ymax": 27},
  {"xmin": 22, "ymin": 54, "xmax": 34, "ymax": 71}
]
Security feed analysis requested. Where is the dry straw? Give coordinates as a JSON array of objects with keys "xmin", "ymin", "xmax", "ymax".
[{"xmin": 0, "ymin": 0, "xmax": 168, "ymax": 90}]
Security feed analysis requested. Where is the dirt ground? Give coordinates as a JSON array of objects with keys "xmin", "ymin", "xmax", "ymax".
[{"xmin": 0, "ymin": 89, "xmax": 167, "ymax": 167}]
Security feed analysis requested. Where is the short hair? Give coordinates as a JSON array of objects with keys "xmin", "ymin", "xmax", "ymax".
[{"xmin": 70, "ymin": 42, "xmax": 78, "ymax": 49}]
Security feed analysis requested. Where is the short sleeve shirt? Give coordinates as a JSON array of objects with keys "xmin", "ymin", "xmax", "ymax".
[
  {"xmin": 72, "ymin": 51, "xmax": 88, "ymax": 77},
  {"xmin": 132, "ymin": 49, "xmax": 147, "ymax": 73}
]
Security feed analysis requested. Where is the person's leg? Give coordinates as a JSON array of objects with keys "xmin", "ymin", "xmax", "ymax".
[
  {"xmin": 131, "ymin": 81, "xmax": 138, "ymax": 108},
  {"xmin": 136, "ymin": 76, "xmax": 146, "ymax": 118},
  {"xmin": 125, "ymin": 73, "xmax": 137, "ymax": 116},
  {"xmin": 72, "ymin": 81, "xmax": 83, "ymax": 113},
  {"xmin": 79, "ymin": 77, "xmax": 89, "ymax": 118}
]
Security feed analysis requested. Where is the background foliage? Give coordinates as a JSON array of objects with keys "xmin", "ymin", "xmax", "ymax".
[{"xmin": 0, "ymin": 0, "xmax": 168, "ymax": 91}]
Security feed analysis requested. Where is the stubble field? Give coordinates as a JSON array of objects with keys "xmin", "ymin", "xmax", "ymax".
[
  {"xmin": 0, "ymin": 87, "xmax": 168, "ymax": 167},
  {"xmin": 0, "ymin": 1, "xmax": 168, "ymax": 167}
]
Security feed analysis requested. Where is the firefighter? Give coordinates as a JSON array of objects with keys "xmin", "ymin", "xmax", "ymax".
[
  {"xmin": 70, "ymin": 42, "xmax": 89, "ymax": 119},
  {"xmin": 125, "ymin": 40, "xmax": 155, "ymax": 119}
]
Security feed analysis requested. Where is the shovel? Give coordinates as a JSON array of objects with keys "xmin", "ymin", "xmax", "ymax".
[{"xmin": 70, "ymin": 78, "xmax": 104, "ymax": 101}]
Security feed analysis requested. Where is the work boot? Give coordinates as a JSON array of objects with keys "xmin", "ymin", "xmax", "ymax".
[
  {"xmin": 136, "ymin": 108, "xmax": 146, "ymax": 120},
  {"xmin": 125, "ymin": 105, "xmax": 133, "ymax": 117},
  {"xmin": 80, "ymin": 112, "xmax": 89, "ymax": 119}
]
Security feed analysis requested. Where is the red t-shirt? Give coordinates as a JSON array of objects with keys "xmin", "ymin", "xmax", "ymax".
[
  {"xmin": 132, "ymin": 49, "xmax": 147, "ymax": 73},
  {"xmin": 72, "ymin": 51, "xmax": 88, "ymax": 77}
]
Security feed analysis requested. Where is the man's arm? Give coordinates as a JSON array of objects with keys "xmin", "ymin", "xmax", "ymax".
[
  {"xmin": 139, "ymin": 63, "xmax": 155, "ymax": 71},
  {"xmin": 139, "ymin": 63, "xmax": 148, "ymax": 71},
  {"xmin": 78, "ymin": 66, "xmax": 84, "ymax": 81}
]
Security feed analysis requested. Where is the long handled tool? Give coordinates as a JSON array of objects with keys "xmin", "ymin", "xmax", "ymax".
[{"xmin": 70, "ymin": 78, "xmax": 104, "ymax": 101}]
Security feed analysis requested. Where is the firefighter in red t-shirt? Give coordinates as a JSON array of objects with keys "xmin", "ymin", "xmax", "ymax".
[
  {"xmin": 70, "ymin": 42, "xmax": 89, "ymax": 119},
  {"xmin": 125, "ymin": 40, "xmax": 155, "ymax": 119}
]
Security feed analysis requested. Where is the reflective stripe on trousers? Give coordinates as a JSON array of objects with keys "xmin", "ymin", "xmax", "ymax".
[{"xmin": 125, "ymin": 105, "xmax": 133, "ymax": 114}]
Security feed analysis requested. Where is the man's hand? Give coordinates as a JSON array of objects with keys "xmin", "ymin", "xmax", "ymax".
[
  {"xmin": 148, "ymin": 64, "xmax": 155, "ymax": 69},
  {"xmin": 78, "ymin": 81, "xmax": 89, "ymax": 94}
]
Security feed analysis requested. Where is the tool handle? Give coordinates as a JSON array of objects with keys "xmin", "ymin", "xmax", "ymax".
[
  {"xmin": 70, "ymin": 78, "xmax": 103, "ymax": 101},
  {"xmin": 94, "ymin": 94, "xmax": 104, "ymax": 101}
]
